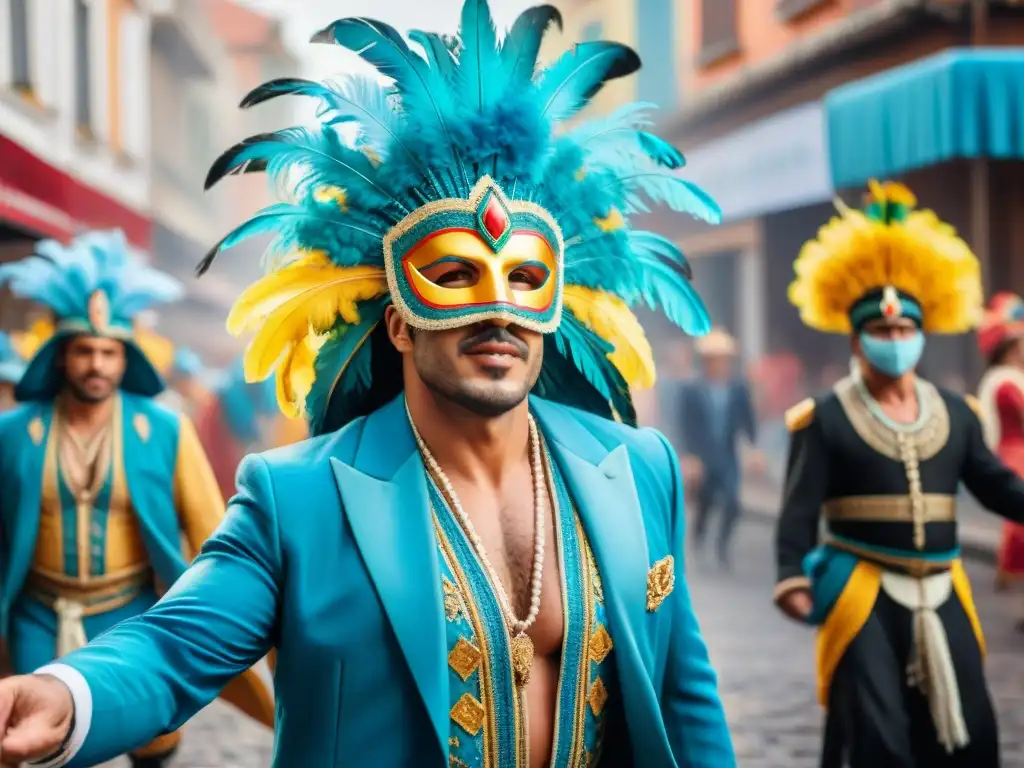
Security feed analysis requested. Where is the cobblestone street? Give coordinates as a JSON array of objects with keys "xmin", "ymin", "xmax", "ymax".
[
  {"xmin": 100, "ymin": 516, "xmax": 1024, "ymax": 767},
  {"xmin": 690, "ymin": 519, "xmax": 1024, "ymax": 767}
]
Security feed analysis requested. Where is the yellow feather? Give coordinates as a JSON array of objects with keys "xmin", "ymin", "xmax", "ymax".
[
  {"xmin": 228, "ymin": 251, "xmax": 383, "ymax": 334},
  {"xmin": 595, "ymin": 208, "xmax": 624, "ymax": 232},
  {"xmin": 10, "ymin": 317, "xmax": 55, "ymax": 360},
  {"xmin": 238, "ymin": 258, "xmax": 387, "ymax": 383},
  {"xmin": 243, "ymin": 270, "xmax": 386, "ymax": 384},
  {"xmin": 789, "ymin": 187, "xmax": 982, "ymax": 335},
  {"xmin": 134, "ymin": 328, "xmax": 175, "ymax": 376},
  {"xmin": 562, "ymin": 285, "xmax": 656, "ymax": 389},
  {"xmin": 275, "ymin": 333, "xmax": 326, "ymax": 418}
]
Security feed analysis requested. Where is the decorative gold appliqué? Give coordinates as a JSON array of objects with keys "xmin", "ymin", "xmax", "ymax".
[
  {"xmin": 646, "ymin": 555, "xmax": 675, "ymax": 612},
  {"xmin": 448, "ymin": 637, "xmax": 482, "ymax": 682},
  {"xmin": 588, "ymin": 677, "xmax": 608, "ymax": 716},
  {"xmin": 28, "ymin": 417, "xmax": 44, "ymax": 446},
  {"xmin": 133, "ymin": 413, "xmax": 150, "ymax": 444},
  {"xmin": 834, "ymin": 375, "xmax": 950, "ymax": 460},
  {"xmin": 589, "ymin": 625, "xmax": 613, "ymax": 664},
  {"xmin": 442, "ymin": 577, "xmax": 462, "ymax": 621},
  {"xmin": 450, "ymin": 692, "xmax": 486, "ymax": 736}
]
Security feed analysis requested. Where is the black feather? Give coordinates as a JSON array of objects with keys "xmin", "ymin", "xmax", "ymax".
[
  {"xmin": 205, "ymin": 133, "xmax": 278, "ymax": 190},
  {"xmin": 239, "ymin": 78, "xmax": 314, "ymax": 109}
]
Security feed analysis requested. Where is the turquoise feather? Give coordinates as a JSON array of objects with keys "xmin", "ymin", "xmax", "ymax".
[
  {"xmin": 500, "ymin": 5, "xmax": 562, "ymax": 85},
  {"xmin": 536, "ymin": 41, "xmax": 640, "ymax": 122}
]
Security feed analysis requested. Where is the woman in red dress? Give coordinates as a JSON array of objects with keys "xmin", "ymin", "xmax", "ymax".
[{"xmin": 977, "ymin": 292, "xmax": 1024, "ymax": 590}]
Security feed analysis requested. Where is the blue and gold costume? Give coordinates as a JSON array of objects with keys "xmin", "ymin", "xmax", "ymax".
[
  {"xmin": 43, "ymin": 3, "xmax": 734, "ymax": 766},
  {"xmin": 0, "ymin": 232, "xmax": 274, "ymax": 766},
  {"xmin": 776, "ymin": 182, "xmax": 1024, "ymax": 768}
]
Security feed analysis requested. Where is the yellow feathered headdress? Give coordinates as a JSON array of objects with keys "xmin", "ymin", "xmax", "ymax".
[{"xmin": 789, "ymin": 180, "xmax": 983, "ymax": 335}]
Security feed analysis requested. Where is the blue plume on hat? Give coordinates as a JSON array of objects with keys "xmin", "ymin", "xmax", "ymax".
[
  {"xmin": 0, "ymin": 331, "xmax": 26, "ymax": 385},
  {"xmin": 0, "ymin": 230, "xmax": 183, "ymax": 332},
  {"xmin": 0, "ymin": 230, "xmax": 184, "ymax": 401}
]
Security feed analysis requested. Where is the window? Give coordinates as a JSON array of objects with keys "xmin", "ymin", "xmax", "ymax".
[
  {"xmin": 637, "ymin": 0, "xmax": 677, "ymax": 110},
  {"xmin": 580, "ymin": 20, "xmax": 603, "ymax": 43},
  {"xmin": 698, "ymin": 0, "xmax": 739, "ymax": 67},
  {"xmin": 74, "ymin": 0, "xmax": 93, "ymax": 134},
  {"xmin": 120, "ymin": 9, "xmax": 147, "ymax": 159},
  {"xmin": 9, "ymin": 0, "xmax": 31, "ymax": 92}
]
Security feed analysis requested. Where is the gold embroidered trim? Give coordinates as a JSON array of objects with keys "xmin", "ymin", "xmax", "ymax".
[
  {"xmin": 432, "ymin": 518, "xmax": 496, "ymax": 766},
  {"xmin": 823, "ymin": 534, "xmax": 952, "ymax": 576},
  {"xmin": 646, "ymin": 555, "xmax": 675, "ymax": 612},
  {"xmin": 28, "ymin": 417, "xmax": 44, "ymax": 446},
  {"xmin": 823, "ymin": 494, "xmax": 956, "ymax": 523},
  {"xmin": 442, "ymin": 577, "xmax": 463, "ymax": 621},
  {"xmin": 381, "ymin": 175, "xmax": 566, "ymax": 334},
  {"xmin": 833, "ymin": 375, "xmax": 950, "ymax": 461},
  {"xmin": 448, "ymin": 637, "xmax": 483, "ymax": 682},
  {"xmin": 785, "ymin": 398, "xmax": 815, "ymax": 432},
  {"xmin": 450, "ymin": 693, "xmax": 486, "ymax": 736},
  {"xmin": 589, "ymin": 625, "xmax": 613, "ymax": 664},
  {"xmin": 133, "ymin": 413, "xmax": 150, "ymax": 443},
  {"xmin": 588, "ymin": 677, "xmax": 608, "ymax": 716}
]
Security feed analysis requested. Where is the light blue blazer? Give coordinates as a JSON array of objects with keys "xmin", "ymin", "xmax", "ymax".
[{"xmin": 57, "ymin": 395, "xmax": 736, "ymax": 767}]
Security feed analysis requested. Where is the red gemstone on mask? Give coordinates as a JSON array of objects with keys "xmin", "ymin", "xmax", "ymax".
[
  {"xmin": 883, "ymin": 303, "xmax": 896, "ymax": 316},
  {"xmin": 482, "ymin": 195, "xmax": 509, "ymax": 241}
]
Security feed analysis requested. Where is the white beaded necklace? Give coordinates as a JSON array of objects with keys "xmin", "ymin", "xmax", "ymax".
[{"xmin": 408, "ymin": 404, "xmax": 546, "ymax": 687}]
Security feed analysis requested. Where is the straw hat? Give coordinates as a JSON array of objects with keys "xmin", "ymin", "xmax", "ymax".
[{"xmin": 695, "ymin": 327, "xmax": 736, "ymax": 357}]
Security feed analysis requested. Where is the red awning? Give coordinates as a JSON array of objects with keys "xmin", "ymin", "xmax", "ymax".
[{"xmin": 0, "ymin": 136, "xmax": 151, "ymax": 248}]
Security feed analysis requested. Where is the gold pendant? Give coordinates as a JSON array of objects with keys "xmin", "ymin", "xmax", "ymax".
[{"xmin": 510, "ymin": 633, "xmax": 534, "ymax": 687}]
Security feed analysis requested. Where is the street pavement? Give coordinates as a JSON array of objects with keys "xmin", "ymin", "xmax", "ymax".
[{"xmin": 99, "ymin": 516, "xmax": 1024, "ymax": 767}]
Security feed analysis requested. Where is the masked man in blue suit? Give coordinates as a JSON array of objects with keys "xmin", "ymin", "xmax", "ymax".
[
  {"xmin": 0, "ymin": 4, "xmax": 735, "ymax": 766},
  {"xmin": 0, "ymin": 231, "xmax": 273, "ymax": 766}
]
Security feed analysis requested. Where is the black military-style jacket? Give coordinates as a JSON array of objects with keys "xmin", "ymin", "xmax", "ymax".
[{"xmin": 775, "ymin": 375, "xmax": 1024, "ymax": 591}]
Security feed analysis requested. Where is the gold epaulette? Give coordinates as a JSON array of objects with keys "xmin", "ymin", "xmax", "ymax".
[
  {"xmin": 785, "ymin": 398, "xmax": 816, "ymax": 432},
  {"xmin": 964, "ymin": 394, "xmax": 983, "ymax": 421}
]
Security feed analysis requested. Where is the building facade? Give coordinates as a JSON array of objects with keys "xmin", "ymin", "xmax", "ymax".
[
  {"xmin": 148, "ymin": 0, "xmax": 297, "ymax": 365},
  {"xmin": 0, "ymin": 0, "xmax": 154, "ymax": 327},
  {"xmin": 558, "ymin": 0, "xmax": 1024, "ymax": 386}
]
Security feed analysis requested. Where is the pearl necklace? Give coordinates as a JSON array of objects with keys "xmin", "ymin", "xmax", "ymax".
[{"xmin": 408, "ymin": 405, "xmax": 546, "ymax": 687}]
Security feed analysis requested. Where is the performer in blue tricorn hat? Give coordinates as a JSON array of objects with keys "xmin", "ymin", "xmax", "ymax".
[
  {"xmin": 0, "ymin": 230, "xmax": 273, "ymax": 767},
  {"xmin": 0, "ymin": 3, "xmax": 736, "ymax": 766}
]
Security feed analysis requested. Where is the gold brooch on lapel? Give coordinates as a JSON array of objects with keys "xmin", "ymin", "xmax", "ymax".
[
  {"xmin": 646, "ymin": 555, "xmax": 675, "ymax": 612},
  {"xmin": 28, "ymin": 417, "xmax": 44, "ymax": 446},
  {"xmin": 133, "ymin": 413, "xmax": 150, "ymax": 443}
]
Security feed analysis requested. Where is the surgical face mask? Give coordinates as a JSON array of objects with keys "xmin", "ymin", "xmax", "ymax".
[{"xmin": 858, "ymin": 330, "xmax": 925, "ymax": 378}]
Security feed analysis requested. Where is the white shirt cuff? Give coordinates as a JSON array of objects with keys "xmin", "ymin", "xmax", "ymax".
[{"xmin": 28, "ymin": 664, "xmax": 92, "ymax": 767}]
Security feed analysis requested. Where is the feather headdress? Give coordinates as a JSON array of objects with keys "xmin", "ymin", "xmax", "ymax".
[
  {"xmin": 0, "ymin": 331, "xmax": 27, "ymax": 385},
  {"xmin": 789, "ymin": 180, "xmax": 982, "ymax": 335},
  {"xmin": 0, "ymin": 230, "xmax": 184, "ymax": 400},
  {"xmin": 202, "ymin": 0, "xmax": 720, "ymax": 434}
]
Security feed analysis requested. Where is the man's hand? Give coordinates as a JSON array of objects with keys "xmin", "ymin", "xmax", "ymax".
[
  {"xmin": 0, "ymin": 674, "xmax": 74, "ymax": 766},
  {"xmin": 776, "ymin": 587, "xmax": 813, "ymax": 623}
]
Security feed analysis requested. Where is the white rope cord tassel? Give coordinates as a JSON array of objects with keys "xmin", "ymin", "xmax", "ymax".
[
  {"xmin": 53, "ymin": 597, "xmax": 88, "ymax": 657},
  {"xmin": 881, "ymin": 571, "xmax": 970, "ymax": 753}
]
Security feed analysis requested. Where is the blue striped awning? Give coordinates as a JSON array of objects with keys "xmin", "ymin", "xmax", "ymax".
[{"xmin": 825, "ymin": 48, "xmax": 1024, "ymax": 188}]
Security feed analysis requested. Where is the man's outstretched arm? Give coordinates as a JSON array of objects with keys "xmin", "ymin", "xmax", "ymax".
[
  {"xmin": 651, "ymin": 430, "xmax": 736, "ymax": 767},
  {"xmin": 39, "ymin": 454, "xmax": 282, "ymax": 767}
]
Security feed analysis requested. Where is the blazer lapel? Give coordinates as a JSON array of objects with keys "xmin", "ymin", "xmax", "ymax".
[
  {"xmin": 331, "ymin": 397, "xmax": 448, "ymax": 762},
  {"xmin": 532, "ymin": 399, "xmax": 674, "ymax": 764}
]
